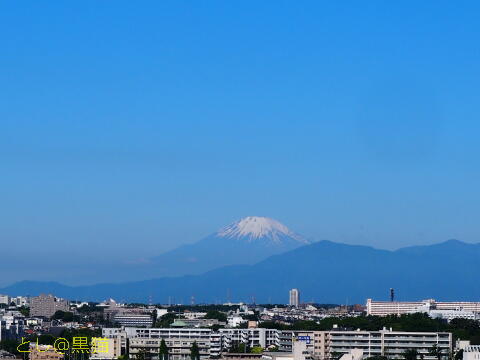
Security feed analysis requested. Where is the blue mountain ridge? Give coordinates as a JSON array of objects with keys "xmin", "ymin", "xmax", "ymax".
[{"xmin": 2, "ymin": 239, "xmax": 479, "ymax": 304}]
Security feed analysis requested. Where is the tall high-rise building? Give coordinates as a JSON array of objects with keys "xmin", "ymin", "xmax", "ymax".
[{"xmin": 289, "ymin": 288, "xmax": 300, "ymax": 307}]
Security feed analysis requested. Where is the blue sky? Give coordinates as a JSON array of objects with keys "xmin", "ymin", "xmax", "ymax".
[{"xmin": 2, "ymin": 1, "xmax": 480, "ymax": 283}]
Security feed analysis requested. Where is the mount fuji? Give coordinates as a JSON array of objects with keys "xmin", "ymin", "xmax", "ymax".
[{"xmin": 142, "ymin": 216, "xmax": 311, "ymax": 278}]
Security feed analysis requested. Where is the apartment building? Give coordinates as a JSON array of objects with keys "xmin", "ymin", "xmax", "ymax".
[
  {"xmin": 0, "ymin": 311, "xmax": 26, "ymax": 341},
  {"xmin": 113, "ymin": 313, "xmax": 153, "ymax": 327},
  {"xmin": 102, "ymin": 327, "xmax": 451, "ymax": 360},
  {"xmin": 463, "ymin": 346, "xmax": 480, "ymax": 360},
  {"xmin": 277, "ymin": 331, "xmax": 325, "ymax": 359},
  {"xmin": 90, "ymin": 337, "xmax": 123, "ymax": 360},
  {"xmin": 220, "ymin": 328, "xmax": 279, "ymax": 350},
  {"xmin": 30, "ymin": 294, "xmax": 69, "ymax": 318},
  {"xmin": 322, "ymin": 328, "xmax": 451, "ymax": 359},
  {"xmin": 104, "ymin": 328, "xmax": 219, "ymax": 360},
  {"xmin": 366, "ymin": 299, "xmax": 480, "ymax": 316},
  {"xmin": 279, "ymin": 328, "xmax": 451, "ymax": 360},
  {"xmin": 11, "ymin": 296, "xmax": 29, "ymax": 307}
]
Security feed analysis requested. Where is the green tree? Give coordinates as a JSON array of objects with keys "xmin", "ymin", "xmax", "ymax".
[
  {"xmin": 250, "ymin": 346, "xmax": 263, "ymax": 354},
  {"xmin": 159, "ymin": 339, "xmax": 169, "ymax": 360},
  {"xmin": 429, "ymin": 345, "xmax": 444, "ymax": 360},
  {"xmin": 18, "ymin": 306, "xmax": 29, "ymax": 317},
  {"xmin": 204, "ymin": 310, "xmax": 227, "ymax": 322},
  {"xmin": 36, "ymin": 334, "xmax": 56, "ymax": 345},
  {"xmin": 229, "ymin": 343, "xmax": 249, "ymax": 353},
  {"xmin": 155, "ymin": 313, "xmax": 177, "ymax": 328},
  {"xmin": 0, "ymin": 339, "xmax": 21, "ymax": 355},
  {"xmin": 52, "ymin": 310, "xmax": 77, "ymax": 322},
  {"xmin": 404, "ymin": 349, "xmax": 419, "ymax": 360},
  {"xmin": 190, "ymin": 341, "xmax": 200, "ymax": 360},
  {"xmin": 136, "ymin": 348, "xmax": 148, "ymax": 360}
]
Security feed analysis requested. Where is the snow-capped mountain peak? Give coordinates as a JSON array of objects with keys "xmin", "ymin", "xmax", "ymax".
[{"xmin": 217, "ymin": 216, "xmax": 308, "ymax": 244}]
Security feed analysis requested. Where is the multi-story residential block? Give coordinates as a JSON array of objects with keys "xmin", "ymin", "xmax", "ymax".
[
  {"xmin": 0, "ymin": 295, "xmax": 10, "ymax": 305},
  {"xmin": 220, "ymin": 328, "xmax": 279, "ymax": 350},
  {"xmin": 103, "ymin": 328, "xmax": 220, "ymax": 360},
  {"xmin": 182, "ymin": 312, "xmax": 207, "ymax": 320},
  {"xmin": 102, "ymin": 327, "xmax": 451, "ymax": 360},
  {"xmin": 102, "ymin": 301, "xmax": 155, "ymax": 328},
  {"xmin": 322, "ymin": 328, "xmax": 451, "ymax": 359},
  {"xmin": 11, "ymin": 296, "xmax": 29, "ymax": 307},
  {"xmin": 463, "ymin": 345, "xmax": 480, "ymax": 360},
  {"xmin": 30, "ymin": 294, "xmax": 69, "ymax": 318},
  {"xmin": 366, "ymin": 299, "xmax": 480, "ymax": 317},
  {"xmin": 90, "ymin": 337, "xmax": 123, "ymax": 360},
  {"xmin": 0, "ymin": 311, "xmax": 25, "ymax": 341},
  {"xmin": 171, "ymin": 318, "xmax": 226, "ymax": 328},
  {"xmin": 112, "ymin": 313, "xmax": 153, "ymax": 327},
  {"xmin": 277, "ymin": 330, "xmax": 324, "ymax": 358}
]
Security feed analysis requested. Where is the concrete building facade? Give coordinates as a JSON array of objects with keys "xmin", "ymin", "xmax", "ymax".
[
  {"xmin": 30, "ymin": 294, "xmax": 69, "ymax": 318},
  {"xmin": 366, "ymin": 299, "xmax": 480, "ymax": 317},
  {"xmin": 289, "ymin": 290, "xmax": 300, "ymax": 308}
]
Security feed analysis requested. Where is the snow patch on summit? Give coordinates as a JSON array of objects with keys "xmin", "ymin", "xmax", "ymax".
[{"xmin": 217, "ymin": 216, "xmax": 308, "ymax": 244}]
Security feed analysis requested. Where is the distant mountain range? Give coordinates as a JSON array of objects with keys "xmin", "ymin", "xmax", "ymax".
[
  {"xmin": 140, "ymin": 216, "xmax": 311, "ymax": 277},
  {"xmin": 2, "ymin": 238, "xmax": 479, "ymax": 304}
]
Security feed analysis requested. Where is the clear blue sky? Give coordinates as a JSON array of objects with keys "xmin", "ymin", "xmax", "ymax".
[{"xmin": 2, "ymin": 1, "xmax": 480, "ymax": 280}]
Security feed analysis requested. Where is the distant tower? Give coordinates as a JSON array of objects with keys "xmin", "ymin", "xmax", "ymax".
[
  {"xmin": 390, "ymin": 288, "xmax": 395, "ymax": 302},
  {"xmin": 289, "ymin": 288, "xmax": 300, "ymax": 307}
]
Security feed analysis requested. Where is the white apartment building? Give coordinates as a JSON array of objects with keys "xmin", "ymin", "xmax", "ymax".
[
  {"xmin": 323, "ymin": 328, "xmax": 451, "ymax": 360},
  {"xmin": 113, "ymin": 313, "xmax": 153, "ymax": 327},
  {"xmin": 0, "ymin": 295, "xmax": 10, "ymax": 305},
  {"xmin": 102, "ymin": 327, "xmax": 451, "ymax": 360},
  {"xmin": 279, "ymin": 328, "xmax": 452, "ymax": 360},
  {"xmin": 182, "ymin": 312, "xmax": 207, "ymax": 320},
  {"xmin": 366, "ymin": 299, "xmax": 480, "ymax": 317},
  {"xmin": 227, "ymin": 315, "xmax": 247, "ymax": 328},
  {"xmin": 463, "ymin": 346, "xmax": 480, "ymax": 360},
  {"xmin": 103, "ymin": 327, "xmax": 219, "ymax": 360},
  {"xmin": 102, "ymin": 327, "xmax": 280, "ymax": 359},
  {"xmin": 11, "ymin": 296, "xmax": 29, "ymax": 307},
  {"xmin": 220, "ymin": 328, "xmax": 279, "ymax": 350},
  {"xmin": 428, "ymin": 310, "xmax": 480, "ymax": 321}
]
